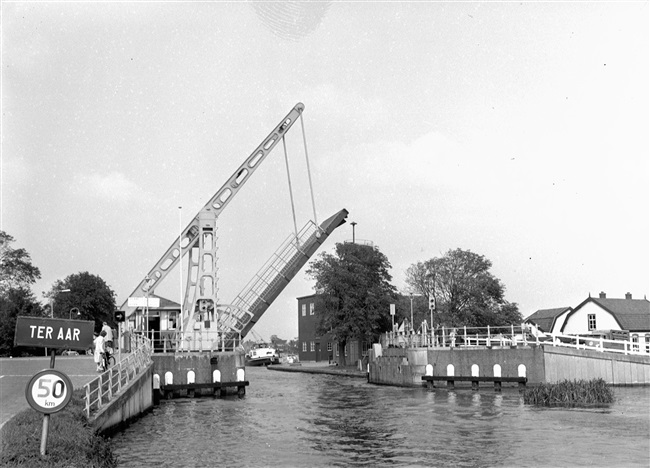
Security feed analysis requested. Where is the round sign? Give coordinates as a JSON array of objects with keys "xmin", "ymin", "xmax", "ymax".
[{"xmin": 25, "ymin": 369, "xmax": 73, "ymax": 414}]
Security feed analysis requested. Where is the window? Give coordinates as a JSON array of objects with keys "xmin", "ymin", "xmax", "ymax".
[
  {"xmin": 587, "ymin": 314, "xmax": 596, "ymax": 331},
  {"xmin": 645, "ymin": 336, "xmax": 650, "ymax": 354},
  {"xmin": 631, "ymin": 334, "xmax": 639, "ymax": 352},
  {"xmin": 301, "ymin": 304, "xmax": 306, "ymax": 317},
  {"xmin": 344, "ymin": 344, "xmax": 348, "ymax": 356},
  {"xmin": 335, "ymin": 346, "xmax": 339, "ymax": 357},
  {"xmin": 327, "ymin": 342, "xmax": 332, "ymax": 352},
  {"xmin": 310, "ymin": 341, "xmax": 315, "ymax": 352},
  {"xmin": 309, "ymin": 303, "xmax": 315, "ymax": 315},
  {"xmin": 302, "ymin": 342, "xmax": 307, "ymax": 352}
]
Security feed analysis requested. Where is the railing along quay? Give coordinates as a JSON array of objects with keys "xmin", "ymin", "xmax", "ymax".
[
  {"xmin": 83, "ymin": 334, "xmax": 152, "ymax": 418},
  {"xmin": 381, "ymin": 325, "xmax": 650, "ymax": 356}
]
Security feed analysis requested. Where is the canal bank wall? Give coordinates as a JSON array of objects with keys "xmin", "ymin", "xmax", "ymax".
[
  {"xmin": 369, "ymin": 345, "xmax": 650, "ymax": 387},
  {"xmin": 89, "ymin": 361, "xmax": 155, "ymax": 435}
]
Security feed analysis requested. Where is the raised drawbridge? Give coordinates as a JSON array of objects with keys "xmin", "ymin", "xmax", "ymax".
[{"xmin": 119, "ymin": 103, "xmax": 347, "ymax": 351}]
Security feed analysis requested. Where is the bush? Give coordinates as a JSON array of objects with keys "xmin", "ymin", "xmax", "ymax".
[
  {"xmin": 0, "ymin": 389, "xmax": 116, "ymax": 468},
  {"xmin": 523, "ymin": 378, "xmax": 615, "ymax": 407}
]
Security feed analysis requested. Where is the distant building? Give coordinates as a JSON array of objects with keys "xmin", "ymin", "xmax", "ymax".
[
  {"xmin": 526, "ymin": 292, "xmax": 650, "ymax": 351},
  {"xmin": 525, "ymin": 307, "xmax": 572, "ymax": 334},
  {"xmin": 297, "ymin": 293, "xmax": 371, "ymax": 364}
]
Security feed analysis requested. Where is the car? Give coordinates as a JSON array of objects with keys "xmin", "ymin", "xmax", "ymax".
[{"xmin": 62, "ymin": 350, "xmax": 79, "ymax": 356}]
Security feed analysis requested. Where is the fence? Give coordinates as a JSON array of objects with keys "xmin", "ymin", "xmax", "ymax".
[
  {"xmin": 83, "ymin": 334, "xmax": 152, "ymax": 418},
  {"xmin": 381, "ymin": 325, "xmax": 650, "ymax": 356},
  {"xmin": 130, "ymin": 330, "xmax": 244, "ymax": 353}
]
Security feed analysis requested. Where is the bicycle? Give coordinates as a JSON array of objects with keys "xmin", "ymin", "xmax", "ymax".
[{"xmin": 102, "ymin": 349, "xmax": 116, "ymax": 370}]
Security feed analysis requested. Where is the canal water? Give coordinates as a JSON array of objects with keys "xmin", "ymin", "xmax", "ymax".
[{"xmin": 112, "ymin": 367, "xmax": 650, "ymax": 467}]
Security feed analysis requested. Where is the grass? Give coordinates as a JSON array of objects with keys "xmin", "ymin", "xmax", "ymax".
[
  {"xmin": 0, "ymin": 389, "xmax": 116, "ymax": 468},
  {"xmin": 523, "ymin": 378, "xmax": 615, "ymax": 407}
]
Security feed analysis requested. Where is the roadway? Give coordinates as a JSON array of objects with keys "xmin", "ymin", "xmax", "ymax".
[{"xmin": 0, "ymin": 355, "xmax": 99, "ymax": 429}]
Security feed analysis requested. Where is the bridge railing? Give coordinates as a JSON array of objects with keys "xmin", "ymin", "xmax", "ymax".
[
  {"xmin": 132, "ymin": 330, "xmax": 244, "ymax": 353},
  {"xmin": 381, "ymin": 325, "xmax": 650, "ymax": 356},
  {"xmin": 83, "ymin": 334, "xmax": 152, "ymax": 418}
]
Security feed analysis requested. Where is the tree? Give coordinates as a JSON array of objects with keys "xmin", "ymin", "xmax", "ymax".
[
  {"xmin": 0, "ymin": 287, "xmax": 45, "ymax": 356},
  {"xmin": 0, "ymin": 231, "xmax": 41, "ymax": 295},
  {"xmin": 0, "ymin": 231, "xmax": 43, "ymax": 356},
  {"xmin": 405, "ymin": 248, "xmax": 522, "ymax": 327},
  {"xmin": 306, "ymin": 242, "xmax": 397, "ymax": 365},
  {"xmin": 45, "ymin": 272, "xmax": 116, "ymax": 332}
]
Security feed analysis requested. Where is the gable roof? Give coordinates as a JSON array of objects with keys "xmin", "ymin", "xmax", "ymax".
[
  {"xmin": 561, "ymin": 297, "xmax": 650, "ymax": 332},
  {"xmin": 525, "ymin": 307, "xmax": 572, "ymax": 333}
]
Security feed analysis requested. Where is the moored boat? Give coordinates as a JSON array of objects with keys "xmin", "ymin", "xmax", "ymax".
[{"xmin": 245, "ymin": 345, "xmax": 280, "ymax": 366}]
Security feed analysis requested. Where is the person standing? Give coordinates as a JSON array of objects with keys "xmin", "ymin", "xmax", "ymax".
[
  {"xmin": 102, "ymin": 321, "xmax": 113, "ymax": 349},
  {"xmin": 93, "ymin": 331, "xmax": 106, "ymax": 372}
]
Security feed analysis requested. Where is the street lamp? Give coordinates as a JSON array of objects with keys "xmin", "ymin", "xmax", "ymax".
[
  {"xmin": 144, "ymin": 275, "xmax": 150, "ymax": 337},
  {"xmin": 350, "ymin": 221, "xmax": 357, "ymax": 243},
  {"xmin": 50, "ymin": 289, "xmax": 71, "ymax": 318},
  {"xmin": 409, "ymin": 293, "xmax": 414, "ymax": 333}
]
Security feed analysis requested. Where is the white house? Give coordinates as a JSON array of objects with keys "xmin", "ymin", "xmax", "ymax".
[{"xmin": 527, "ymin": 292, "xmax": 650, "ymax": 352}]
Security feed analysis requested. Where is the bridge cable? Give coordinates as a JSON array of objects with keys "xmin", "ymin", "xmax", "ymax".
[
  {"xmin": 282, "ymin": 135, "xmax": 300, "ymax": 245},
  {"xmin": 300, "ymin": 113, "xmax": 319, "ymax": 228}
]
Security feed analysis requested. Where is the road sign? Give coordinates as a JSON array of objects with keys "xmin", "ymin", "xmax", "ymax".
[
  {"xmin": 390, "ymin": 304, "xmax": 395, "ymax": 315},
  {"xmin": 25, "ymin": 369, "xmax": 73, "ymax": 414},
  {"xmin": 127, "ymin": 297, "xmax": 160, "ymax": 308},
  {"xmin": 14, "ymin": 317, "xmax": 94, "ymax": 350}
]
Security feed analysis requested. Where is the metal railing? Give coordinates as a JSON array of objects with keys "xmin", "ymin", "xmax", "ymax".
[
  {"xmin": 132, "ymin": 330, "xmax": 244, "ymax": 353},
  {"xmin": 83, "ymin": 334, "xmax": 152, "ymax": 418},
  {"xmin": 381, "ymin": 325, "xmax": 650, "ymax": 356}
]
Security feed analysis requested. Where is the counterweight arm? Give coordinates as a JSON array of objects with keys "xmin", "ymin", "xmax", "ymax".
[{"xmin": 121, "ymin": 103, "xmax": 306, "ymax": 317}]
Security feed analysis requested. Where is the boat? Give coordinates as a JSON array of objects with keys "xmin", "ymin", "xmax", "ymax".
[{"xmin": 245, "ymin": 345, "xmax": 280, "ymax": 367}]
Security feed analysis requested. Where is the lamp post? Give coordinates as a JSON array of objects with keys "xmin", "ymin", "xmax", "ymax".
[
  {"xmin": 350, "ymin": 221, "xmax": 357, "ymax": 243},
  {"xmin": 144, "ymin": 275, "xmax": 150, "ymax": 338},
  {"xmin": 409, "ymin": 293, "xmax": 414, "ymax": 333},
  {"xmin": 50, "ymin": 289, "xmax": 71, "ymax": 318}
]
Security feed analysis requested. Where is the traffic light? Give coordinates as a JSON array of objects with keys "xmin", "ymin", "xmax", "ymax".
[
  {"xmin": 114, "ymin": 310, "xmax": 126, "ymax": 322},
  {"xmin": 429, "ymin": 296, "xmax": 436, "ymax": 311}
]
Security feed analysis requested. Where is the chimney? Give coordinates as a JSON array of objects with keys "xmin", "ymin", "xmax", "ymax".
[
  {"xmin": 625, "ymin": 292, "xmax": 632, "ymax": 300},
  {"xmin": 599, "ymin": 291, "xmax": 606, "ymax": 299}
]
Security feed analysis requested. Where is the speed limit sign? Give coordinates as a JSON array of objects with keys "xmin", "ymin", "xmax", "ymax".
[{"xmin": 25, "ymin": 369, "xmax": 73, "ymax": 414}]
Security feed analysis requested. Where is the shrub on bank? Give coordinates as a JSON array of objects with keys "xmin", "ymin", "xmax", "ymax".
[
  {"xmin": 0, "ymin": 389, "xmax": 116, "ymax": 468},
  {"xmin": 523, "ymin": 378, "xmax": 615, "ymax": 407}
]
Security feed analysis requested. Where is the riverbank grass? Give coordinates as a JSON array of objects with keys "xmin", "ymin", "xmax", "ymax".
[
  {"xmin": 0, "ymin": 389, "xmax": 116, "ymax": 468},
  {"xmin": 524, "ymin": 378, "xmax": 615, "ymax": 407}
]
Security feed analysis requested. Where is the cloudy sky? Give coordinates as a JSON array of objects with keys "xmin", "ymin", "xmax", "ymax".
[{"xmin": 2, "ymin": 1, "xmax": 648, "ymax": 341}]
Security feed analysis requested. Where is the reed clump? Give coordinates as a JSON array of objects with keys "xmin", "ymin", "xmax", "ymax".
[
  {"xmin": 0, "ymin": 389, "xmax": 116, "ymax": 468},
  {"xmin": 523, "ymin": 378, "xmax": 615, "ymax": 407}
]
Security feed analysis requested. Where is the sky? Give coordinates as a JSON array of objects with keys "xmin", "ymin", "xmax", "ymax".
[{"xmin": 1, "ymin": 1, "xmax": 648, "ymax": 342}]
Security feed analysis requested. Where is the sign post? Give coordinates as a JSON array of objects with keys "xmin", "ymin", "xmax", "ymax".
[{"xmin": 14, "ymin": 316, "xmax": 93, "ymax": 456}]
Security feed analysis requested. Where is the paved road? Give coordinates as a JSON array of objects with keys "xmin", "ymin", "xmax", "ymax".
[{"xmin": 0, "ymin": 355, "xmax": 99, "ymax": 429}]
